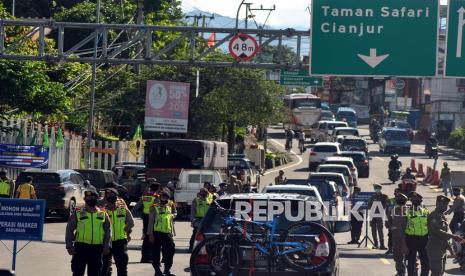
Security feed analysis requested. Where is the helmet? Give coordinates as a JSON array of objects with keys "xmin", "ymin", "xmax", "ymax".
[
  {"xmin": 431, "ymin": 132, "xmax": 436, "ymax": 138},
  {"xmin": 391, "ymin": 154, "xmax": 398, "ymax": 160},
  {"xmin": 406, "ymin": 167, "xmax": 412, "ymax": 174}
]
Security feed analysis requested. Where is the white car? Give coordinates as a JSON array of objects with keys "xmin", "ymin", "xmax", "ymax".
[
  {"xmin": 316, "ymin": 164, "xmax": 355, "ymax": 189},
  {"xmin": 331, "ymin": 127, "xmax": 360, "ymax": 142},
  {"xmin": 323, "ymin": 156, "xmax": 358, "ymax": 185},
  {"xmin": 263, "ymin": 184, "xmax": 324, "ymax": 204},
  {"xmin": 309, "ymin": 142, "xmax": 341, "ymax": 171}
]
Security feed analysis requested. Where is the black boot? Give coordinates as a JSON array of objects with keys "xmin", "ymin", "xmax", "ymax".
[
  {"xmin": 154, "ymin": 268, "xmax": 164, "ymax": 276},
  {"xmin": 164, "ymin": 269, "xmax": 176, "ymax": 276},
  {"xmin": 379, "ymin": 242, "xmax": 387, "ymax": 250},
  {"xmin": 372, "ymin": 242, "xmax": 378, "ymax": 249}
]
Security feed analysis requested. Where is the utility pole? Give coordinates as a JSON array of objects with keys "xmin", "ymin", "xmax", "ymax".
[
  {"xmin": 135, "ymin": 0, "xmax": 144, "ymax": 74},
  {"xmin": 185, "ymin": 14, "xmax": 202, "ymax": 27},
  {"xmin": 86, "ymin": 0, "xmax": 101, "ymax": 169},
  {"xmin": 12, "ymin": 0, "xmax": 15, "ymax": 17},
  {"xmin": 249, "ymin": 4, "xmax": 276, "ymax": 29},
  {"xmin": 244, "ymin": 3, "xmax": 253, "ymax": 29}
]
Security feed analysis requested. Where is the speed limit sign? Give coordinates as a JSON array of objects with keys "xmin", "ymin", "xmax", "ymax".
[{"xmin": 228, "ymin": 33, "xmax": 259, "ymax": 62}]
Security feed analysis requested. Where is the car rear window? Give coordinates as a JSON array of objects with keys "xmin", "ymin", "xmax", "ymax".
[
  {"xmin": 318, "ymin": 167, "xmax": 349, "ymax": 176},
  {"xmin": 17, "ymin": 173, "xmax": 61, "ymax": 185},
  {"xmin": 328, "ymin": 123, "xmax": 347, "ymax": 130},
  {"xmin": 309, "ymin": 175, "xmax": 344, "ymax": 187},
  {"xmin": 308, "ymin": 183, "xmax": 335, "ymax": 201},
  {"xmin": 313, "ymin": 145, "xmax": 338, "ymax": 152},
  {"xmin": 325, "ymin": 160, "xmax": 354, "ymax": 169},
  {"xmin": 385, "ymin": 131, "xmax": 408, "ymax": 140},
  {"xmin": 396, "ymin": 122, "xmax": 411, "ymax": 129},
  {"xmin": 265, "ymin": 189, "xmax": 317, "ymax": 197},
  {"xmin": 340, "ymin": 153, "xmax": 366, "ymax": 162},
  {"xmin": 228, "ymin": 159, "xmax": 251, "ymax": 169},
  {"xmin": 336, "ymin": 130, "xmax": 358, "ymax": 136},
  {"xmin": 342, "ymin": 140, "xmax": 365, "ymax": 147}
]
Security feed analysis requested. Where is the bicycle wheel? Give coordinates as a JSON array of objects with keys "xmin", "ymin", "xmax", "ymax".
[
  {"xmin": 280, "ymin": 221, "xmax": 336, "ymax": 272},
  {"xmin": 190, "ymin": 235, "xmax": 242, "ymax": 276}
]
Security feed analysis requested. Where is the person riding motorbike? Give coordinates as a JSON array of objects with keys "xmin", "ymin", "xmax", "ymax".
[
  {"xmin": 285, "ymin": 128, "xmax": 294, "ymax": 150},
  {"xmin": 370, "ymin": 119, "xmax": 381, "ymax": 142},
  {"xmin": 388, "ymin": 155, "xmax": 402, "ymax": 182},
  {"xmin": 402, "ymin": 168, "xmax": 416, "ymax": 181},
  {"xmin": 297, "ymin": 131, "xmax": 305, "ymax": 153},
  {"xmin": 425, "ymin": 132, "xmax": 439, "ymax": 156}
]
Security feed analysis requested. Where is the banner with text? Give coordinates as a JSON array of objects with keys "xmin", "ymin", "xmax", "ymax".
[
  {"xmin": 0, "ymin": 199, "xmax": 46, "ymax": 241},
  {"xmin": 0, "ymin": 144, "xmax": 49, "ymax": 168},
  {"xmin": 144, "ymin": 81, "xmax": 190, "ymax": 133}
]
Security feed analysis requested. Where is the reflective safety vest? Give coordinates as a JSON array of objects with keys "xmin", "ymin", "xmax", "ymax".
[
  {"xmin": 142, "ymin": 194, "xmax": 156, "ymax": 215},
  {"xmin": 75, "ymin": 210, "xmax": 106, "ymax": 244},
  {"xmin": 154, "ymin": 205, "xmax": 173, "ymax": 234},
  {"xmin": 0, "ymin": 180, "xmax": 10, "ymax": 196},
  {"xmin": 405, "ymin": 208, "xmax": 429, "ymax": 236},
  {"xmin": 195, "ymin": 198, "xmax": 210, "ymax": 218},
  {"xmin": 107, "ymin": 208, "xmax": 127, "ymax": 241},
  {"xmin": 206, "ymin": 193, "xmax": 214, "ymax": 204}
]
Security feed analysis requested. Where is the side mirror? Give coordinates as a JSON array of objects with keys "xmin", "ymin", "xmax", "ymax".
[{"xmin": 334, "ymin": 221, "xmax": 351, "ymax": 233}]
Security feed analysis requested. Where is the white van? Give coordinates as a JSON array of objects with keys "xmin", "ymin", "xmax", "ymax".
[{"xmin": 174, "ymin": 169, "xmax": 224, "ymax": 215}]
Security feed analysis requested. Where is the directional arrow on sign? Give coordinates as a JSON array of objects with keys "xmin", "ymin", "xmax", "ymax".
[{"xmin": 357, "ymin": 48, "xmax": 390, "ymax": 69}]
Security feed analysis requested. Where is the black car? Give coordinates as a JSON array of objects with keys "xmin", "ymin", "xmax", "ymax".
[
  {"xmin": 192, "ymin": 193, "xmax": 349, "ymax": 276},
  {"xmin": 338, "ymin": 151, "xmax": 370, "ymax": 178},
  {"xmin": 76, "ymin": 169, "xmax": 129, "ymax": 204},
  {"xmin": 112, "ymin": 163, "xmax": 146, "ymax": 203},
  {"xmin": 16, "ymin": 169, "xmax": 89, "ymax": 218}
]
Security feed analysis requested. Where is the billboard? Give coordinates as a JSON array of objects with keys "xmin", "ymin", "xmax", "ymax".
[
  {"xmin": 0, "ymin": 198, "xmax": 46, "ymax": 241},
  {"xmin": 0, "ymin": 144, "xmax": 49, "ymax": 168},
  {"xmin": 144, "ymin": 81, "xmax": 190, "ymax": 133}
]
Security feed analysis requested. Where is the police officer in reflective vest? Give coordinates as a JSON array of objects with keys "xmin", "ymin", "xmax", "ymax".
[
  {"xmin": 66, "ymin": 190, "xmax": 111, "ymax": 276},
  {"xmin": 0, "ymin": 171, "xmax": 14, "ymax": 198},
  {"xmin": 132, "ymin": 182, "xmax": 160, "ymax": 263},
  {"xmin": 189, "ymin": 188, "xmax": 211, "ymax": 252},
  {"xmin": 148, "ymin": 190, "xmax": 176, "ymax": 276},
  {"xmin": 405, "ymin": 192, "xmax": 429, "ymax": 276},
  {"xmin": 101, "ymin": 188, "xmax": 134, "ymax": 276}
]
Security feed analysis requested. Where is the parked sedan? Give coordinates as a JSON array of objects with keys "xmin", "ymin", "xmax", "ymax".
[
  {"xmin": 338, "ymin": 151, "xmax": 370, "ymax": 178},
  {"xmin": 16, "ymin": 169, "xmax": 89, "ymax": 219}
]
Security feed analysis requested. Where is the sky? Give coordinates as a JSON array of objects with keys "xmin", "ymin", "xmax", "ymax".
[
  {"xmin": 181, "ymin": 0, "xmax": 450, "ymax": 29},
  {"xmin": 181, "ymin": 0, "xmax": 312, "ymax": 29}
]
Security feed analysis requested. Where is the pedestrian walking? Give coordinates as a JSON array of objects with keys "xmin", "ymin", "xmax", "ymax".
[
  {"xmin": 348, "ymin": 186, "xmax": 363, "ymax": 244},
  {"xmin": 445, "ymin": 187, "xmax": 465, "ymax": 233},
  {"xmin": 189, "ymin": 188, "xmax": 211, "ymax": 252},
  {"xmin": 0, "ymin": 171, "xmax": 15, "ymax": 198},
  {"xmin": 367, "ymin": 183, "xmax": 388, "ymax": 250},
  {"xmin": 385, "ymin": 188, "xmax": 400, "ymax": 255},
  {"xmin": 15, "ymin": 175, "xmax": 37, "ymax": 199},
  {"xmin": 405, "ymin": 192, "xmax": 429, "ymax": 276},
  {"xmin": 390, "ymin": 193, "xmax": 408, "ymax": 276},
  {"xmin": 147, "ymin": 190, "xmax": 176, "ymax": 276},
  {"xmin": 101, "ymin": 188, "xmax": 134, "ymax": 276},
  {"xmin": 65, "ymin": 190, "xmax": 111, "ymax": 276},
  {"xmin": 440, "ymin": 162, "xmax": 452, "ymax": 197},
  {"xmin": 132, "ymin": 182, "xmax": 160, "ymax": 263},
  {"xmin": 427, "ymin": 195, "xmax": 465, "ymax": 276}
]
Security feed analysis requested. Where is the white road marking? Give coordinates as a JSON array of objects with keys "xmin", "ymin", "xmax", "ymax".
[
  {"xmin": 264, "ymin": 139, "xmax": 303, "ymax": 175},
  {"xmin": 380, "ymin": 258, "xmax": 391, "ymax": 265},
  {"xmin": 375, "ymin": 156, "xmax": 385, "ymax": 161}
]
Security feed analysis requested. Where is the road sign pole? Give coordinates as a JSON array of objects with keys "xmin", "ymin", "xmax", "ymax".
[{"xmin": 12, "ymin": 239, "xmax": 17, "ymax": 271}]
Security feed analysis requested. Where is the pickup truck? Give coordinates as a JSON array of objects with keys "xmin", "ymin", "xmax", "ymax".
[{"xmin": 174, "ymin": 169, "xmax": 224, "ymax": 215}]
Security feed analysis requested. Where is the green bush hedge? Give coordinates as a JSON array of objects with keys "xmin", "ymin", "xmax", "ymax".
[{"xmin": 448, "ymin": 128, "xmax": 465, "ymax": 150}]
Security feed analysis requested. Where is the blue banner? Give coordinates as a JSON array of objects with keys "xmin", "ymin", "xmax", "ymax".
[
  {"xmin": 0, "ymin": 144, "xmax": 48, "ymax": 168},
  {"xmin": 0, "ymin": 199, "xmax": 46, "ymax": 241},
  {"xmin": 352, "ymin": 192, "xmax": 376, "ymax": 210}
]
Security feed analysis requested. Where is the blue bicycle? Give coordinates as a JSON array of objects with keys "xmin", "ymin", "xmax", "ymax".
[{"xmin": 190, "ymin": 205, "xmax": 336, "ymax": 275}]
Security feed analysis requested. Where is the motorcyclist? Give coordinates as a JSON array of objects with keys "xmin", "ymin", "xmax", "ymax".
[
  {"xmin": 297, "ymin": 131, "xmax": 305, "ymax": 151},
  {"xmin": 285, "ymin": 128, "xmax": 294, "ymax": 149},
  {"xmin": 370, "ymin": 119, "xmax": 380, "ymax": 133},
  {"xmin": 425, "ymin": 132, "xmax": 439, "ymax": 154},
  {"xmin": 401, "ymin": 168, "xmax": 416, "ymax": 181},
  {"xmin": 388, "ymin": 155, "xmax": 402, "ymax": 171}
]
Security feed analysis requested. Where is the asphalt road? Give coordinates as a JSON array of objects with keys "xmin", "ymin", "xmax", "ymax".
[{"xmin": 1, "ymin": 126, "xmax": 465, "ymax": 275}]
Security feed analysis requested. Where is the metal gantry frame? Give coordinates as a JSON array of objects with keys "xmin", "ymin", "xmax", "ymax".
[{"xmin": 0, "ymin": 19, "xmax": 310, "ymax": 69}]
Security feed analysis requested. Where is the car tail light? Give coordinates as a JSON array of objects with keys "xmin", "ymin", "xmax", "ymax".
[
  {"xmin": 193, "ymin": 232, "xmax": 209, "ymax": 264},
  {"xmin": 363, "ymin": 160, "xmax": 369, "ymax": 165},
  {"xmin": 315, "ymin": 233, "xmax": 330, "ymax": 257},
  {"xmin": 310, "ymin": 151, "xmax": 317, "ymax": 156}
]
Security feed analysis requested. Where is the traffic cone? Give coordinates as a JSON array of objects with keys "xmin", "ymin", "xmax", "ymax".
[
  {"xmin": 410, "ymin": 159, "xmax": 417, "ymax": 173},
  {"xmin": 432, "ymin": 170, "xmax": 440, "ymax": 186},
  {"xmin": 417, "ymin": 163, "xmax": 425, "ymax": 178},
  {"xmin": 423, "ymin": 167, "xmax": 433, "ymax": 183}
]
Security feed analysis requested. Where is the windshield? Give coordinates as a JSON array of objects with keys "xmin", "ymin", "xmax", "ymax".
[
  {"xmin": 321, "ymin": 111, "xmax": 333, "ymax": 117},
  {"xmin": 309, "ymin": 175, "xmax": 343, "ymax": 186},
  {"xmin": 17, "ymin": 173, "xmax": 61, "ymax": 185},
  {"xmin": 340, "ymin": 153, "xmax": 366, "ymax": 162},
  {"xmin": 385, "ymin": 131, "xmax": 409, "ymax": 140},
  {"xmin": 291, "ymin": 98, "xmax": 321, "ymax": 109},
  {"xmin": 336, "ymin": 130, "xmax": 358, "ymax": 136},
  {"xmin": 228, "ymin": 159, "xmax": 251, "ymax": 170},
  {"xmin": 396, "ymin": 121, "xmax": 411, "ymax": 129},
  {"xmin": 337, "ymin": 111, "xmax": 356, "ymax": 119},
  {"xmin": 265, "ymin": 189, "xmax": 317, "ymax": 197},
  {"xmin": 318, "ymin": 167, "xmax": 349, "ymax": 176},
  {"xmin": 325, "ymin": 160, "xmax": 354, "ymax": 169},
  {"xmin": 313, "ymin": 145, "xmax": 338, "ymax": 152},
  {"xmin": 146, "ymin": 141, "xmax": 203, "ymax": 169},
  {"xmin": 328, "ymin": 123, "xmax": 347, "ymax": 130},
  {"xmin": 343, "ymin": 140, "xmax": 366, "ymax": 148}
]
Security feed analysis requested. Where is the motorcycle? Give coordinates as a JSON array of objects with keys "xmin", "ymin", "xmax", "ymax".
[
  {"xmin": 430, "ymin": 146, "xmax": 438, "ymax": 159},
  {"xmin": 398, "ymin": 179, "xmax": 417, "ymax": 195},
  {"xmin": 371, "ymin": 131, "xmax": 380, "ymax": 143},
  {"xmin": 451, "ymin": 221, "xmax": 465, "ymax": 272},
  {"xmin": 388, "ymin": 169, "xmax": 401, "ymax": 184}
]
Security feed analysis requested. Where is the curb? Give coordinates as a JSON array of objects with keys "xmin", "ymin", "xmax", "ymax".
[{"xmin": 438, "ymin": 147, "xmax": 465, "ymax": 159}]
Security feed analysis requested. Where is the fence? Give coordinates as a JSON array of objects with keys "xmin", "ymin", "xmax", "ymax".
[{"xmin": 0, "ymin": 118, "xmax": 141, "ymax": 179}]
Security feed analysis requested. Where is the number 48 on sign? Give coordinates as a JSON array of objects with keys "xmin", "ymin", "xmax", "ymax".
[{"xmin": 229, "ymin": 33, "xmax": 259, "ymax": 62}]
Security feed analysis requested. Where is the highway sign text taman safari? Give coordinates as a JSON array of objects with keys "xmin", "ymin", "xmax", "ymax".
[{"xmin": 310, "ymin": 0, "xmax": 439, "ymax": 77}]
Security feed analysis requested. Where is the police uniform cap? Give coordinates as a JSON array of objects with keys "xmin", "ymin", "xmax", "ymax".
[
  {"xmin": 105, "ymin": 188, "xmax": 119, "ymax": 196},
  {"xmin": 84, "ymin": 189, "xmax": 99, "ymax": 197},
  {"xmin": 409, "ymin": 192, "xmax": 423, "ymax": 199},
  {"xmin": 373, "ymin": 183, "xmax": 382, "ymax": 189},
  {"xmin": 436, "ymin": 195, "xmax": 451, "ymax": 204},
  {"xmin": 452, "ymin": 187, "xmax": 461, "ymax": 192},
  {"xmin": 219, "ymin": 182, "xmax": 227, "ymax": 187}
]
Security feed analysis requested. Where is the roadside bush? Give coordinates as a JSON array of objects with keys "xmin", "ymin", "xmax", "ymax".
[{"xmin": 448, "ymin": 127, "xmax": 465, "ymax": 150}]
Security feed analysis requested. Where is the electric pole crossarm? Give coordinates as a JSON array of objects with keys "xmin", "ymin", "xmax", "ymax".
[{"xmin": 152, "ymin": 31, "xmax": 190, "ymax": 60}]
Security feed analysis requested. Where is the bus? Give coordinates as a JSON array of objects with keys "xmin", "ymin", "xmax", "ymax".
[
  {"xmin": 283, "ymin": 93, "xmax": 322, "ymax": 135},
  {"xmin": 144, "ymin": 139, "xmax": 228, "ymax": 184}
]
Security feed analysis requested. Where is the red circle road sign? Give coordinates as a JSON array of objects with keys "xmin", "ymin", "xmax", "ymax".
[{"xmin": 228, "ymin": 33, "xmax": 259, "ymax": 62}]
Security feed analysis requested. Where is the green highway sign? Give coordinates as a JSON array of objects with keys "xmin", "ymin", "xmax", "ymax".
[
  {"xmin": 445, "ymin": 0, "xmax": 465, "ymax": 77},
  {"xmin": 310, "ymin": 0, "xmax": 439, "ymax": 77},
  {"xmin": 280, "ymin": 69, "xmax": 323, "ymax": 86}
]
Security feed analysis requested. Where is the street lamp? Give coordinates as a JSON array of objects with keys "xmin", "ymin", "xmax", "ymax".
[{"xmin": 235, "ymin": 0, "xmax": 246, "ymax": 29}]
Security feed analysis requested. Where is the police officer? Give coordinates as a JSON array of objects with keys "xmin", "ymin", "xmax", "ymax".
[
  {"xmin": 405, "ymin": 192, "xmax": 429, "ymax": 276},
  {"xmin": 427, "ymin": 195, "xmax": 465, "ymax": 276},
  {"xmin": 390, "ymin": 193, "xmax": 408, "ymax": 276},
  {"xmin": 189, "ymin": 188, "xmax": 211, "ymax": 252},
  {"xmin": 385, "ymin": 188, "xmax": 400, "ymax": 255},
  {"xmin": 367, "ymin": 183, "xmax": 388, "ymax": 249},
  {"xmin": 101, "ymin": 188, "xmax": 134, "ymax": 276},
  {"xmin": 148, "ymin": 190, "xmax": 176, "ymax": 276},
  {"xmin": 348, "ymin": 186, "xmax": 364, "ymax": 244},
  {"xmin": 66, "ymin": 190, "xmax": 111, "ymax": 276},
  {"xmin": 132, "ymin": 182, "xmax": 160, "ymax": 263},
  {"xmin": 445, "ymin": 187, "xmax": 465, "ymax": 233},
  {"xmin": 0, "ymin": 171, "xmax": 15, "ymax": 198}
]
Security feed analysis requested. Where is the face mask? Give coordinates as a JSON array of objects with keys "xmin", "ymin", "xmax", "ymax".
[
  {"xmin": 160, "ymin": 199, "xmax": 168, "ymax": 205},
  {"xmin": 106, "ymin": 195, "xmax": 117, "ymax": 204},
  {"xmin": 85, "ymin": 198, "xmax": 98, "ymax": 207}
]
